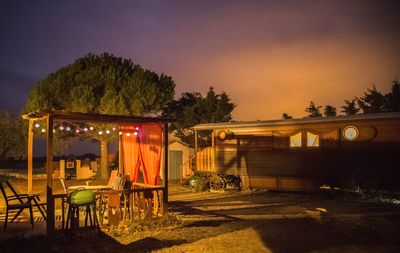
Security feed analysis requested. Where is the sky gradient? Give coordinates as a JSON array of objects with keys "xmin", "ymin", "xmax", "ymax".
[{"xmin": 1, "ymin": 0, "xmax": 399, "ymax": 121}]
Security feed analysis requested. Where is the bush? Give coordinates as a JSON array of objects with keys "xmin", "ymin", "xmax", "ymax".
[{"xmin": 187, "ymin": 174, "xmax": 209, "ymax": 192}]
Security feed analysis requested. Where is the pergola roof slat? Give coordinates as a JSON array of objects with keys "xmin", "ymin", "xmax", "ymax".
[{"xmin": 22, "ymin": 109, "xmax": 172, "ymax": 124}]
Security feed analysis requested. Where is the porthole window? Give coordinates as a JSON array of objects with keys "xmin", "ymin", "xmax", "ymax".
[{"xmin": 343, "ymin": 126, "xmax": 359, "ymax": 141}]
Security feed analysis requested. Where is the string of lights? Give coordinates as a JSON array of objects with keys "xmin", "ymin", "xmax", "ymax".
[{"xmin": 33, "ymin": 122, "xmax": 140, "ymax": 136}]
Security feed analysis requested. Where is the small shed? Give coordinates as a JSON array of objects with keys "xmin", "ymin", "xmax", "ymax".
[{"xmin": 168, "ymin": 135, "xmax": 192, "ymax": 180}]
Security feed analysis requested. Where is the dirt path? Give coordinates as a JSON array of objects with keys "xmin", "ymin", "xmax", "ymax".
[{"xmin": 1, "ymin": 183, "xmax": 400, "ymax": 252}]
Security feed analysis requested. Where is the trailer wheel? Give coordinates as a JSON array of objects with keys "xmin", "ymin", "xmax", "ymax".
[{"xmin": 209, "ymin": 175, "xmax": 226, "ymax": 192}]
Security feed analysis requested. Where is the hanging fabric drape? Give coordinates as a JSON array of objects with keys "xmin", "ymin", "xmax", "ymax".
[
  {"xmin": 121, "ymin": 125, "xmax": 141, "ymax": 182},
  {"xmin": 138, "ymin": 123, "xmax": 163, "ymax": 185}
]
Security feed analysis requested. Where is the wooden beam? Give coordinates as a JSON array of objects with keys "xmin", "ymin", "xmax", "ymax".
[
  {"xmin": 46, "ymin": 115, "xmax": 55, "ymax": 234},
  {"xmin": 22, "ymin": 110, "xmax": 171, "ymax": 124},
  {"xmin": 118, "ymin": 134, "xmax": 123, "ymax": 175},
  {"xmin": 211, "ymin": 130, "xmax": 215, "ymax": 147},
  {"xmin": 27, "ymin": 120, "xmax": 33, "ymax": 194},
  {"xmin": 163, "ymin": 122, "xmax": 168, "ymax": 214},
  {"xmin": 194, "ymin": 130, "xmax": 198, "ymax": 151}
]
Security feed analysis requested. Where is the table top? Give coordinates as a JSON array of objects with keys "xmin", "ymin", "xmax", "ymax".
[{"xmin": 68, "ymin": 185, "xmax": 111, "ymax": 190}]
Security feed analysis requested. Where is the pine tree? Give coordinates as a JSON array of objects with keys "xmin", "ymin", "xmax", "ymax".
[{"xmin": 305, "ymin": 101, "xmax": 322, "ymax": 118}]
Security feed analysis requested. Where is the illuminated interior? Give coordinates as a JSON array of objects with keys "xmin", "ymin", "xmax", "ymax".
[
  {"xmin": 290, "ymin": 132, "xmax": 302, "ymax": 147},
  {"xmin": 307, "ymin": 132, "xmax": 320, "ymax": 147}
]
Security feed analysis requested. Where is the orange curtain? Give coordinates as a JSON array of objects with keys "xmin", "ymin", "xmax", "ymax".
[
  {"xmin": 138, "ymin": 123, "xmax": 163, "ymax": 185},
  {"xmin": 121, "ymin": 125, "xmax": 141, "ymax": 182}
]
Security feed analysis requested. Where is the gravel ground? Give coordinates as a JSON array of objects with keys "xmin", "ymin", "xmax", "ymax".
[{"xmin": 1, "ymin": 180, "xmax": 400, "ymax": 253}]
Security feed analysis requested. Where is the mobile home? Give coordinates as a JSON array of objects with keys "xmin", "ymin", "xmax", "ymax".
[{"xmin": 192, "ymin": 113, "xmax": 400, "ymax": 191}]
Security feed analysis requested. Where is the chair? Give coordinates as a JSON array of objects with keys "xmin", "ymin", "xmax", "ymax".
[
  {"xmin": 0, "ymin": 182, "xmax": 34, "ymax": 231},
  {"xmin": 5, "ymin": 180, "xmax": 47, "ymax": 220}
]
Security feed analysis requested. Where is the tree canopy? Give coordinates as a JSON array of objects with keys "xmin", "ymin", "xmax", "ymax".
[
  {"xmin": 163, "ymin": 87, "xmax": 235, "ymax": 147},
  {"xmin": 285, "ymin": 79, "xmax": 400, "ymax": 118},
  {"xmin": 282, "ymin": 113, "xmax": 293, "ymax": 119},
  {"xmin": 24, "ymin": 52, "xmax": 175, "ymax": 178},
  {"xmin": 0, "ymin": 111, "xmax": 26, "ymax": 160},
  {"xmin": 323, "ymin": 105, "xmax": 337, "ymax": 117},
  {"xmin": 25, "ymin": 52, "xmax": 175, "ymax": 115},
  {"xmin": 341, "ymin": 99, "xmax": 360, "ymax": 115},
  {"xmin": 305, "ymin": 101, "xmax": 322, "ymax": 118}
]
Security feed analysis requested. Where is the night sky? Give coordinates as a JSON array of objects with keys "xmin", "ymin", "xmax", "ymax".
[{"xmin": 1, "ymin": 0, "xmax": 399, "ymax": 120}]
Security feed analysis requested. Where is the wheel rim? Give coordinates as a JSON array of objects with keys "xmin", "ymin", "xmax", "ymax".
[{"xmin": 209, "ymin": 176, "xmax": 226, "ymax": 191}]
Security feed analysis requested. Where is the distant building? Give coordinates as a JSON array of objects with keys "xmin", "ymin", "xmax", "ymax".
[{"xmin": 160, "ymin": 134, "xmax": 193, "ymax": 181}]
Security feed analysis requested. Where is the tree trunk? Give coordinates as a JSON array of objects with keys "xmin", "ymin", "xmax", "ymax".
[{"xmin": 100, "ymin": 140, "xmax": 109, "ymax": 179}]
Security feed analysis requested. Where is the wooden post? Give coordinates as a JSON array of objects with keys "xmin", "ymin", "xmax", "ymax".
[
  {"xmin": 46, "ymin": 114, "xmax": 55, "ymax": 234},
  {"xmin": 211, "ymin": 130, "xmax": 215, "ymax": 148},
  {"xmin": 211, "ymin": 130, "xmax": 215, "ymax": 172},
  {"xmin": 59, "ymin": 159, "xmax": 65, "ymax": 179},
  {"xmin": 27, "ymin": 120, "xmax": 33, "ymax": 194},
  {"xmin": 163, "ymin": 122, "xmax": 168, "ymax": 214},
  {"xmin": 194, "ymin": 130, "xmax": 198, "ymax": 152},
  {"xmin": 118, "ymin": 134, "xmax": 123, "ymax": 174}
]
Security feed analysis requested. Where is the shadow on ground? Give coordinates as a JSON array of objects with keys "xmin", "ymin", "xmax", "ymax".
[{"xmin": 1, "ymin": 190, "xmax": 400, "ymax": 252}]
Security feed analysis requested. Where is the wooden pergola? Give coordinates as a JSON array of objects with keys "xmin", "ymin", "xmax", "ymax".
[{"xmin": 22, "ymin": 109, "xmax": 170, "ymax": 233}]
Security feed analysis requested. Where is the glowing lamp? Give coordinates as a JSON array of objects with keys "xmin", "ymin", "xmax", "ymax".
[
  {"xmin": 66, "ymin": 126, "xmax": 71, "ymax": 131},
  {"xmin": 98, "ymin": 131, "xmax": 103, "ymax": 135},
  {"xmin": 106, "ymin": 130, "xmax": 110, "ymax": 135},
  {"xmin": 34, "ymin": 123, "xmax": 40, "ymax": 128},
  {"xmin": 83, "ymin": 127, "xmax": 88, "ymax": 132},
  {"xmin": 118, "ymin": 131, "xmax": 123, "ymax": 135},
  {"xmin": 41, "ymin": 128, "xmax": 46, "ymax": 133},
  {"xmin": 218, "ymin": 130, "xmax": 234, "ymax": 141},
  {"xmin": 126, "ymin": 133, "xmax": 131, "ymax": 137},
  {"xmin": 59, "ymin": 126, "xmax": 65, "ymax": 130},
  {"xmin": 89, "ymin": 126, "xmax": 94, "ymax": 131}
]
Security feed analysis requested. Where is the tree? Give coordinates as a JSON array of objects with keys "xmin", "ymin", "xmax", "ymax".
[
  {"xmin": 357, "ymin": 85, "xmax": 386, "ymax": 114},
  {"xmin": 163, "ymin": 87, "xmax": 235, "ymax": 148},
  {"xmin": 305, "ymin": 101, "xmax": 322, "ymax": 118},
  {"xmin": 323, "ymin": 105, "xmax": 337, "ymax": 117},
  {"xmin": 0, "ymin": 111, "xmax": 26, "ymax": 160},
  {"xmin": 341, "ymin": 99, "xmax": 360, "ymax": 115},
  {"xmin": 385, "ymin": 79, "xmax": 400, "ymax": 112},
  {"xmin": 24, "ymin": 53, "xmax": 175, "ymax": 178},
  {"xmin": 282, "ymin": 113, "xmax": 293, "ymax": 119}
]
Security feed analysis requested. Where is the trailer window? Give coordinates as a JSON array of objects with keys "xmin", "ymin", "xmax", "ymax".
[
  {"xmin": 290, "ymin": 132, "xmax": 302, "ymax": 147},
  {"xmin": 307, "ymin": 132, "xmax": 319, "ymax": 147}
]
